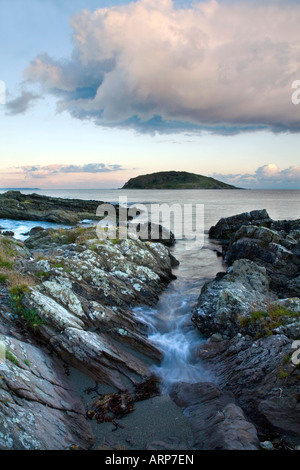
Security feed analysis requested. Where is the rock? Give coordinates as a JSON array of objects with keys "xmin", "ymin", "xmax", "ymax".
[
  {"xmin": 21, "ymin": 226, "xmax": 176, "ymax": 389},
  {"xmin": 0, "ymin": 332, "xmax": 94, "ymax": 450},
  {"xmin": 23, "ymin": 226, "xmax": 45, "ymax": 236},
  {"xmin": 170, "ymin": 382, "xmax": 260, "ymax": 450},
  {"xmin": 128, "ymin": 222, "xmax": 176, "ymax": 247},
  {"xmin": 192, "ymin": 210, "xmax": 300, "ymax": 445},
  {"xmin": 192, "ymin": 259, "xmax": 275, "ymax": 338},
  {"xmin": 260, "ymin": 441, "xmax": 274, "ymax": 450},
  {"xmin": 224, "ymin": 225, "xmax": 300, "ymax": 296},
  {"xmin": 209, "ymin": 209, "xmax": 272, "ymax": 241},
  {"xmin": 0, "ymin": 220, "xmax": 178, "ymax": 449},
  {"xmin": 197, "ymin": 334, "xmax": 300, "ymax": 440},
  {"xmin": 0, "ymin": 191, "xmax": 106, "ymax": 225},
  {"xmin": 2, "ymin": 231, "xmax": 15, "ymax": 237}
]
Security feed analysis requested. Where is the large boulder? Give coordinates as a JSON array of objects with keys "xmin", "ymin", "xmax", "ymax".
[{"xmin": 192, "ymin": 259, "xmax": 276, "ymax": 338}]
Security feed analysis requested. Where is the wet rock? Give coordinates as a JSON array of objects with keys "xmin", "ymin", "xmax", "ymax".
[
  {"xmin": 193, "ymin": 210, "xmax": 300, "ymax": 444},
  {"xmin": 0, "ymin": 220, "xmax": 178, "ymax": 449},
  {"xmin": 23, "ymin": 226, "xmax": 45, "ymax": 236},
  {"xmin": 170, "ymin": 382, "xmax": 260, "ymax": 450}
]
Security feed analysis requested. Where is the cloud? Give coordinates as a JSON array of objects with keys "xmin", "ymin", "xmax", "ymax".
[
  {"xmin": 6, "ymin": 91, "xmax": 41, "ymax": 115},
  {"xmin": 18, "ymin": 163, "xmax": 124, "ymax": 178},
  {"xmin": 212, "ymin": 164, "xmax": 300, "ymax": 189},
  {"xmin": 21, "ymin": 0, "xmax": 300, "ymax": 134}
]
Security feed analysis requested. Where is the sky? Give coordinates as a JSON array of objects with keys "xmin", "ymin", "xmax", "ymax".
[{"xmin": 0, "ymin": 0, "xmax": 300, "ymax": 189}]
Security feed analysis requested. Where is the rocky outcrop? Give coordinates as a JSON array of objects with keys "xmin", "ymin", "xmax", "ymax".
[
  {"xmin": 0, "ymin": 191, "xmax": 104, "ymax": 224},
  {"xmin": 209, "ymin": 209, "xmax": 272, "ymax": 241},
  {"xmin": 20, "ymin": 226, "xmax": 175, "ymax": 389},
  {"xmin": 224, "ymin": 224, "xmax": 300, "ymax": 297},
  {"xmin": 193, "ymin": 210, "xmax": 300, "ymax": 337},
  {"xmin": 0, "ymin": 335, "xmax": 94, "ymax": 450},
  {"xmin": 0, "ymin": 285, "xmax": 94, "ymax": 450},
  {"xmin": 192, "ymin": 210, "xmax": 300, "ymax": 445},
  {"xmin": 0, "ymin": 223, "xmax": 177, "ymax": 449},
  {"xmin": 170, "ymin": 382, "xmax": 260, "ymax": 450},
  {"xmin": 197, "ymin": 335, "xmax": 300, "ymax": 439},
  {"xmin": 192, "ymin": 259, "xmax": 276, "ymax": 338}
]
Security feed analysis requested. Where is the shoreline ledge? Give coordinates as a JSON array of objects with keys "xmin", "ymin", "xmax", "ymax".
[{"xmin": 0, "ymin": 191, "xmax": 107, "ymax": 225}]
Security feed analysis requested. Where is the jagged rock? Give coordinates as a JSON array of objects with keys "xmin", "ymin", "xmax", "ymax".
[
  {"xmin": 192, "ymin": 259, "xmax": 276, "ymax": 338},
  {"xmin": 209, "ymin": 209, "xmax": 272, "ymax": 241},
  {"xmin": 0, "ymin": 333, "xmax": 94, "ymax": 450},
  {"xmin": 224, "ymin": 225, "xmax": 300, "ymax": 296},
  {"xmin": 20, "ymin": 226, "xmax": 176, "ymax": 389},
  {"xmin": 170, "ymin": 382, "xmax": 260, "ymax": 450},
  {"xmin": 197, "ymin": 335, "xmax": 300, "ymax": 440},
  {"xmin": 192, "ymin": 210, "xmax": 300, "ymax": 444},
  {"xmin": 0, "ymin": 218, "xmax": 178, "ymax": 449}
]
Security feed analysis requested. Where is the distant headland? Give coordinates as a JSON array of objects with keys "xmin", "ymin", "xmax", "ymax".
[
  {"xmin": 0, "ymin": 188, "xmax": 40, "ymax": 191},
  {"xmin": 122, "ymin": 171, "xmax": 240, "ymax": 190}
]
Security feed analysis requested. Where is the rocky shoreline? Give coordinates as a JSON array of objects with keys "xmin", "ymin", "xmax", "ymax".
[
  {"xmin": 1, "ymin": 200, "xmax": 300, "ymax": 450},
  {"xmin": 0, "ymin": 211, "xmax": 178, "ymax": 449},
  {"xmin": 191, "ymin": 209, "xmax": 300, "ymax": 449},
  {"xmin": 0, "ymin": 190, "xmax": 107, "ymax": 225}
]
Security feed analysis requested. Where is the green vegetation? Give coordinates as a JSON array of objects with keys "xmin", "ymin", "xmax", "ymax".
[
  {"xmin": 278, "ymin": 369, "xmax": 290, "ymax": 380},
  {"xmin": 36, "ymin": 271, "xmax": 51, "ymax": 278},
  {"xmin": 51, "ymin": 262, "xmax": 65, "ymax": 269},
  {"xmin": 0, "ymin": 236, "xmax": 36, "ymax": 291},
  {"xmin": 24, "ymin": 359, "xmax": 30, "ymax": 367},
  {"xmin": 122, "ymin": 171, "xmax": 239, "ymax": 190},
  {"xmin": 239, "ymin": 303, "xmax": 300, "ymax": 337},
  {"xmin": 0, "ymin": 273, "xmax": 8, "ymax": 284},
  {"xmin": 111, "ymin": 238, "xmax": 122, "ymax": 245},
  {"xmin": 10, "ymin": 285, "xmax": 44, "ymax": 329},
  {"xmin": 5, "ymin": 349, "xmax": 19, "ymax": 367}
]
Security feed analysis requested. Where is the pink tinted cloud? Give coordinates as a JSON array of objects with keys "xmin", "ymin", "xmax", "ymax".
[{"xmin": 22, "ymin": 0, "xmax": 300, "ymax": 134}]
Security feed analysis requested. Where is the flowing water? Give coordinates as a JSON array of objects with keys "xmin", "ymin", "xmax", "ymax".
[{"xmin": 1, "ymin": 188, "xmax": 300, "ymax": 389}]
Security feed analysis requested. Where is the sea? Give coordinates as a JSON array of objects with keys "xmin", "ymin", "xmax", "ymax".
[{"xmin": 1, "ymin": 188, "xmax": 300, "ymax": 388}]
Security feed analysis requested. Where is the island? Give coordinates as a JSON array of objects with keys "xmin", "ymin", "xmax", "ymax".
[{"xmin": 122, "ymin": 171, "xmax": 239, "ymax": 190}]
